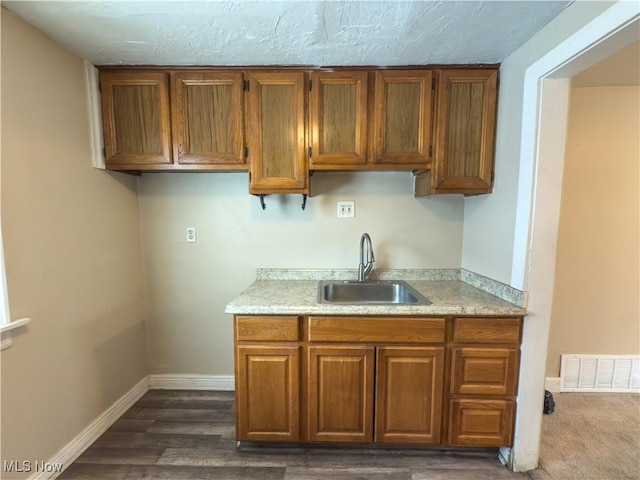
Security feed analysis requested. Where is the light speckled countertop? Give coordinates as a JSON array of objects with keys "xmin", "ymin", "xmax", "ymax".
[{"xmin": 225, "ymin": 269, "xmax": 527, "ymax": 316}]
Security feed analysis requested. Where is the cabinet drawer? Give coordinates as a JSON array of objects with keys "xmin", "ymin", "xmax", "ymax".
[
  {"xmin": 451, "ymin": 347, "xmax": 519, "ymax": 395},
  {"xmin": 235, "ymin": 315, "xmax": 300, "ymax": 341},
  {"xmin": 453, "ymin": 318, "xmax": 521, "ymax": 345},
  {"xmin": 449, "ymin": 399, "xmax": 514, "ymax": 447},
  {"xmin": 308, "ymin": 317, "xmax": 445, "ymax": 343}
]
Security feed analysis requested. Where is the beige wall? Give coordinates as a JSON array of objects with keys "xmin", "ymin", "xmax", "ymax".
[
  {"xmin": 138, "ymin": 172, "xmax": 464, "ymax": 374},
  {"xmin": 546, "ymin": 85, "xmax": 640, "ymax": 376},
  {"xmin": 1, "ymin": 10, "xmax": 148, "ymax": 475}
]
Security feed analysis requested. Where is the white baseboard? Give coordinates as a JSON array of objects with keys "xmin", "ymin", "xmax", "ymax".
[
  {"xmin": 148, "ymin": 374, "xmax": 235, "ymax": 391},
  {"xmin": 545, "ymin": 376, "xmax": 561, "ymax": 393},
  {"xmin": 29, "ymin": 377, "xmax": 150, "ymax": 480}
]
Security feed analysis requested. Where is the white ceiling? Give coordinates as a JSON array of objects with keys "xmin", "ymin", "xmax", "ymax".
[{"xmin": 2, "ymin": 1, "xmax": 573, "ymax": 66}]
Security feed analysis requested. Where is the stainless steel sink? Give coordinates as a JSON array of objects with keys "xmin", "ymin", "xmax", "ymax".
[{"xmin": 317, "ymin": 280, "xmax": 431, "ymax": 305}]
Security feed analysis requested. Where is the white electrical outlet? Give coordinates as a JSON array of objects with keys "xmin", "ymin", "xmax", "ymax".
[
  {"xmin": 186, "ymin": 227, "xmax": 197, "ymax": 243},
  {"xmin": 337, "ymin": 201, "xmax": 355, "ymax": 218}
]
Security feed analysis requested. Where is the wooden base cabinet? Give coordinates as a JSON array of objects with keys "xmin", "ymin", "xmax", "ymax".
[
  {"xmin": 375, "ymin": 346, "xmax": 444, "ymax": 444},
  {"xmin": 234, "ymin": 315, "xmax": 301, "ymax": 442},
  {"xmin": 307, "ymin": 345, "xmax": 375, "ymax": 443},
  {"xmin": 236, "ymin": 345, "xmax": 300, "ymax": 442},
  {"xmin": 233, "ymin": 315, "xmax": 522, "ymax": 448},
  {"xmin": 449, "ymin": 399, "xmax": 515, "ymax": 446},
  {"xmin": 447, "ymin": 317, "xmax": 522, "ymax": 447}
]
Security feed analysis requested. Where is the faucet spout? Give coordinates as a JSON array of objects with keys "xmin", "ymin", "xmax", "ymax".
[{"xmin": 357, "ymin": 233, "xmax": 375, "ymax": 282}]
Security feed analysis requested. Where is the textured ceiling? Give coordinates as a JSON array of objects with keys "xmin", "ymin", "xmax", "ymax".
[{"xmin": 3, "ymin": 1, "xmax": 573, "ymax": 66}]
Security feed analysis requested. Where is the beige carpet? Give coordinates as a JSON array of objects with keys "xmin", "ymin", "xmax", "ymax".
[{"xmin": 529, "ymin": 393, "xmax": 640, "ymax": 480}]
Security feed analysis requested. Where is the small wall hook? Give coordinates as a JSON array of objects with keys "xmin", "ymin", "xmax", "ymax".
[
  {"xmin": 259, "ymin": 194, "xmax": 266, "ymax": 210},
  {"xmin": 301, "ymin": 194, "xmax": 308, "ymax": 210}
]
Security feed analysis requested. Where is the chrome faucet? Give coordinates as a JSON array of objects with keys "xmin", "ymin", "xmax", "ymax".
[{"xmin": 357, "ymin": 233, "xmax": 375, "ymax": 282}]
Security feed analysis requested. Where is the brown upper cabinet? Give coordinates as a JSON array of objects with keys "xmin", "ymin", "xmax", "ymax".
[
  {"xmin": 100, "ymin": 71, "xmax": 172, "ymax": 169},
  {"xmin": 431, "ymin": 69, "xmax": 498, "ymax": 194},
  {"xmin": 171, "ymin": 71, "xmax": 246, "ymax": 168},
  {"xmin": 98, "ymin": 66, "xmax": 498, "ymax": 196},
  {"xmin": 309, "ymin": 71, "xmax": 368, "ymax": 168},
  {"xmin": 246, "ymin": 71, "xmax": 308, "ymax": 195},
  {"xmin": 373, "ymin": 70, "xmax": 433, "ymax": 167}
]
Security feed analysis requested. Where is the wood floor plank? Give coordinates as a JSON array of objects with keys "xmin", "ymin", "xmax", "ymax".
[
  {"xmin": 93, "ymin": 432, "xmax": 222, "ymax": 449},
  {"xmin": 146, "ymin": 421, "xmax": 235, "ymax": 436},
  {"xmin": 106, "ymin": 419, "xmax": 156, "ymax": 433},
  {"xmin": 285, "ymin": 467, "xmax": 412, "ymax": 480},
  {"xmin": 123, "ymin": 408, "xmax": 235, "ymax": 422},
  {"xmin": 73, "ymin": 446, "xmax": 165, "ymax": 465},
  {"xmin": 58, "ymin": 464, "xmax": 285, "ymax": 479}
]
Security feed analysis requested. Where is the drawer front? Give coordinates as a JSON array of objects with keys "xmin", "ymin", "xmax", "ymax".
[
  {"xmin": 449, "ymin": 399, "xmax": 515, "ymax": 447},
  {"xmin": 308, "ymin": 317, "xmax": 445, "ymax": 343},
  {"xmin": 453, "ymin": 318, "xmax": 521, "ymax": 345},
  {"xmin": 235, "ymin": 315, "xmax": 300, "ymax": 341},
  {"xmin": 451, "ymin": 347, "xmax": 519, "ymax": 395}
]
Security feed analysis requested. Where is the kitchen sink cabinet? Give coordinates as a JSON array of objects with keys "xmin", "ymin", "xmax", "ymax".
[
  {"xmin": 447, "ymin": 317, "xmax": 522, "ymax": 447},
  {"xmin": 99, "ymin": 71, "xmax": 172, "ymax": 169},
  {"xmin": 306, "ymin": 317, "xmax": 445, "ymax": 445},
  {"xmin": 307, "ymin": 345, "xmax": 375, "ymax": 443},
  {"xmin": 375, "ymin": 346, "xmax": 444, "ymax": 444},
  {"xmin": 170, "ymin": 71, "xmax": 246, "ymax": 169},
  {"xmin": 234, "ymin": 315, "xmax": 301, "ymax": 442},
  {"xmin": 431, "ymin": 68, "xmax": 498, "ymax": 195},
  {"xmin": 246, "ymin": 71, "xmax": 308, "ymax": 195},
  {"xmin": 234, "ymin": 314, "xmax": 522, "ymax": 447}
]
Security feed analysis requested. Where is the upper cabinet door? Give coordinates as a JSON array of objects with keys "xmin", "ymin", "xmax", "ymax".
[
  {"xmin": 373, "ymin": 70, "xmax": 433, "ymax": 166},
  {"xmin": 247, "ymin": 71, "xmax": 307, "ymax": 194},
  {"xmin": 309, "ymin": 71, "xmax": 368, "ymax": 168},
  {"xmin": 171, "ymin": 72, "xmax": 246, "ymax": 168},
  {"xmin": 100, "ymin": 71, "xmax": 172, "ymax": 168},
  {"xmin": 432, "ymin": 69, "xmax": 498, "ymax": 194}
]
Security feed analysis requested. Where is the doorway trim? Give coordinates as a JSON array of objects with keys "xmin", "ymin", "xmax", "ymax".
[{"xmin": 510, "ymin": 2, "xmax": 639, "ymax": 472}]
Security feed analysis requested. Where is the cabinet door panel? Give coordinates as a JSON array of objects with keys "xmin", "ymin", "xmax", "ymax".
[
  {"xmin": 375, "ymin": 346, "xmax": 444, "ymax": 444},
  {"xmin": 433, "ymin": 69, "xmax": 497, "ymax": 193},
  {"xmin": 100, "ymin": 71, "xmax": 172, "ymax": 167},
  {"xmin": 449, "ymin": 399, "xmax": 514, "ymax": 447},
  {"xmin": 236, "ymin": 345, "xmax": 300, "ymax": 442},
  {"xmin": 373, "ymin": 70, "xmax": 432, "ymax": 165},
  {"xmin": 171, "ymin": 72, "xmax": 245, "ymax": 167},
  {"xmin": 310, "ymin": 71, "xmax": 368, "ymax": 166},
  {"xmin": 308, "ymin": 345, "xmax": 374, "ymax": 443},
  {"xmin": 451, "ymin": 347, "xmax": 519, "ymax": 395},
  {"xmin": 247, "ymin": 72, "xmax": 307, "ymax": 193}
]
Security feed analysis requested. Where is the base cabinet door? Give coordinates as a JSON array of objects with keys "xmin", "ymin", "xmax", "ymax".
[
  {"xmin": 449, "ymin": 399, "xmax": 514, "ymax": 447},
  {"xmin": 307, "ymin": 345, "xmax": 375, "ymax": 443},
  {"xmin": 375, "ymin": 346, "xmax": 444, "ymax": 444},
  {"xmin": 236, "ymin": 345, "xmax": 300, "ymax": 442}
]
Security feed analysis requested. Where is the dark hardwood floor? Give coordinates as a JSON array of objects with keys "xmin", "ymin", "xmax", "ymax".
[{"xmin": 59, "ymin": 390, "xmax": 527, "ymax": 480}]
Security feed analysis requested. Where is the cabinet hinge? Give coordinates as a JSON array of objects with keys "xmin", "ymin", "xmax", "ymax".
[
  {"xmin": 308, "ymin": 147, "xmax": 312, "ymax": 158},
  {"xmin": 491, "ymin": 171, "xmax": 495, "ymax": 183},
  {"xmin": 309, "ymin": 80, "xmax": 312, "ymax": 91},
  {"xmin": 432, "ymin": 77, "xmax": 435, "ymax": 90},
  {"xmin": 243, "ymin": 80, "xmax": 249, "ymax": 92},
  {"xmin": 244, "ymin": 146, "xmax": 249, "ymax": 158}
]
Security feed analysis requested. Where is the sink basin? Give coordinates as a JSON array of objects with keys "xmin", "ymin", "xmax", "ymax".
[{"xmin": 317, "ymin": 280, "xmax": 431, "ymax": 305}]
